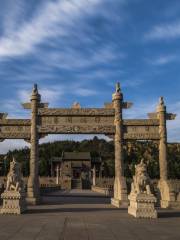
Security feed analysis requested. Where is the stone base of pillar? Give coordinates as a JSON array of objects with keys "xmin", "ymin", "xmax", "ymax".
[
  {"xmin": 27, "ymin": 177, "xmax": 40, "ymax": 205},
  {"xmin": 111, "ymin": 176, "xmax": 128, "ymax": 208},
  {"xmin": 26, "ymin": 197, "xmax": 40, "ymax": 205},
  {"xmin": 111, "ymin": 197, "xmax": 128, "ymax": 208},
  {"xmin": 158, "ymin": 180, "xmax": 180, "ymax": 208},
  {"xmin": 128, "ymin": 193, "xmax": 157, "ymax": 218}
]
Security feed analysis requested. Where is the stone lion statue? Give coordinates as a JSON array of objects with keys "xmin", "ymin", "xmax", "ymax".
[
  {"xmin": 131, "ymin": 158, "xmax": 151, "ymax": 194},
  {"xmin": 6, "ymin": 157, "xmax": 23, "ymax": 192}
]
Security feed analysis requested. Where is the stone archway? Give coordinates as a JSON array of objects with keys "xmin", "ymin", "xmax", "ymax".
[{"xmin": 0, "ymin": 83, "xmax": 176, "ymax": 207}]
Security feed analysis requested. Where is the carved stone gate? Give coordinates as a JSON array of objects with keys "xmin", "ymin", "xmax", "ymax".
[{"xmin": 0, "ymin": 83, "xmax": 176, "ymax": 207}]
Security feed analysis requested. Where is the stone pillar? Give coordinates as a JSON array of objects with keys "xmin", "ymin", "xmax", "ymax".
[
  {"xmin": 56, "ymin": 165, "xmax": 60, "ymax": 185},
  {"xmin": 50, "ymin": 159, "xmax": 53, "ymax": 177},
  {"xmin": 27, "ymin": 84, "xmax": 40, "ymax": 205},
  {"xmin": 157, "ymin": 97, "xmax": 174, "ymax": 208},
  {"xmin": 111, "ymin": 83, "xmax": 128, "ymax": 208},
  {"xmin": 157, "ymin": 97, "xmax": 168, "ymax": 181},
  {"xmin": 92, "ymin": 166, "xmax": 96, "ymax": 186},
  {"xmin": 60, "ymin": 166, "xmax": 62, "ymax": 178}
]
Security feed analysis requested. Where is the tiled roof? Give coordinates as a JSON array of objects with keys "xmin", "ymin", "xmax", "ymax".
[
  {"xmin": 62, "ymin": 152, "xmax": 91, "ymax": 160},
  {"xmin": 51, "ymin": 152, "xmax": 102, "ymax": 162}
]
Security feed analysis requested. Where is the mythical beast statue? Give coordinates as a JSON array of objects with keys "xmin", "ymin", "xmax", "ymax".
[
  {"xmin": 6, "ymin": 157, "xmax": 23, "ymax": 192},
  {"xmin": 131, "ymin": 158, "xmax": 151, "ymax": 195}
]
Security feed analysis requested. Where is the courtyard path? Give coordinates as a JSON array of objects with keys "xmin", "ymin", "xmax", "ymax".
[{"xmin": 0, "ymin": 190, "xmax": 179, "ymax": 240}]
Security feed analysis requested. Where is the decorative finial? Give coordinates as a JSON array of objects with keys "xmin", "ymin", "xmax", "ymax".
[
  {"xmin": 72, "ymin": 102, "xmax": 81, "ymax": 109},
  {"xmin": 159, "ymin": 96, "xmax": 164, "ymax": 106},
  {"xmin": 116, "ymin": 82, "xmax": 121, "ymax": 93},
  {"xmin": 32, "ymin": 84, "xmax": 38, "ymax": 94}
]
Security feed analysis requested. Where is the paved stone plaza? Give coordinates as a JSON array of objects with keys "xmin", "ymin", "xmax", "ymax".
[{"xmin": 0, "ymin": 190, "xmax": 180, "ymax": 240}]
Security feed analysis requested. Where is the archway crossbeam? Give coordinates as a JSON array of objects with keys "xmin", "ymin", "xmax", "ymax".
[{"xmin": 0, "ymin": 83, "xmax": 176, "ymax": 208}]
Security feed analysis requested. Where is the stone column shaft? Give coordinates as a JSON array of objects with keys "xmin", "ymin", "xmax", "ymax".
[
  {"xmin": 56, "ymin": 165, "xmax": 60, "ymax": 185},
  {"xmin": 157, "ymin": 97, "xmax": 171, "ymax": 208},
  {"xmin": 157, "ymin": 97, "xmax": 168, "ymax": 181},
  {"xmin": 114, "ymin": 99, "xmax": 124, "ymax": 179},
  {"xmin": 27, "ymin": 85, "xmax": 40, "ymax": 205},
  {"xmin": 111, "ymin": 83, "xmax": 128, "ymax": 207},
  {"xmin": 92, "ymin": 166, "xmax": 96, "ymax": 186}
]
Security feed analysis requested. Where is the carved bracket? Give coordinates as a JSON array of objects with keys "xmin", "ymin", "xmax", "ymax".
[
  {"xmin": 122, "ymin": 102, "xmax": 133, "ymax": 109},
  {"xmin": 166, "ymin": 113, "xmax": 176, "ymax": 120}
]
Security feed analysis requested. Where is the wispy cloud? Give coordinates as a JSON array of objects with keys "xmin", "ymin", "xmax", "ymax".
[
  {"xmin": 17, "ymin": 82, "xmax": 100, "ymax": 107},
  {"xmin": 145, "ymin": 20, "xmax": 180, "ymax": 41},
  {"xmin": 0, "ymin": 0, "xmax": 102, "ymax": 58},
  {"xmin": 147, "ymin": 55, "xmax": 177, "ymax": 66},
  {"xmin": 0, "ymin": 99, "xmax": 29, "ymax": 119},
  {"xmin": 167, "ymin": 101, "xmax": 180, "ymax": 142},
  {"xmin": 0, "ymin": 0, "xmax": 179, "ymax": 145},
  {"xmin": 37, "ymin": 44, "xmax": 123, "ymax": 71},
  {"xmin": 18, "ymin": 86, "xmax": 64, "ymax": 106},
  {"xmin": 124, "ymin": 101, "xmax": 157, "ymax": 119},
  {"xmin": 73, "ymin": 88, "xmax": 97, "ymax": 97},
  {"xmin": 0, "ymin": 139, "xmax": 30, "ymax": 154}
]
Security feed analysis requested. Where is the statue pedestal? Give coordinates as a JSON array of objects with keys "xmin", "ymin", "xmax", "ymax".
[
  {"xmin": 128, "ymin": 193, "xmax": 157, "ymax": 218},
  {"xmin": 158, "ymin": 180, "xmax": 180, "ymax": 209},
  {"xmin": 1, "ymin": 191, "xmax": 27, "ymax": 215}
]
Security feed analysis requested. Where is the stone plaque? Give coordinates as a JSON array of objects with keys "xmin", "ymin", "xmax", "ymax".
[
  {"xmin": 40, "ymin": 116, "xmax": 114, "ymax": 126},
  {"xmin": 124, "ymin": 119, "xmax": 160, "ymax": 140},
  {"xmin": 38, "ymin": 125, "xmax": 115, "ymax": 134},
  {"xmin": 0, "ymin": 110, "xmax": 161, "ymax": 140},
  {"xmin": 0, "ymin": 119, "xmax": 30, "ymax": 139},
  {"xmin": 124, "ymin": 119, "xmax": 159, "ymax": 126},
  {"xmin": 124, "ymin": 132, "xmax": 160, "ymax": 140}
]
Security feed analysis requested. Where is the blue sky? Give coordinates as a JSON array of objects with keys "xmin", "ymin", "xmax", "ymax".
[{"xmin": 0, "ymin": 0, "xmax": 180, "ymax": 153}]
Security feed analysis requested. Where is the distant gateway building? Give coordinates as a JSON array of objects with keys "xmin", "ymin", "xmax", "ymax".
[{"xmin": 50, "ymin": 152, "xmax": 101, "ymax": 190}]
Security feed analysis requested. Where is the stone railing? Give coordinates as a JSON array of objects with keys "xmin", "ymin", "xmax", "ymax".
[
  {"xmin": 93, "ymin": 178, "xmax": 180, "ymax": 202},
  {"xmin": 0, "ymin": 177, "xmax": 58, "ymax": 192},
  {"xmin": 0, "ymin": 177, "xmax": 180, "ymax": 197},
  {"xmin": 92, "ymin": 177, "xmax": 114, "ymax": 196},
  {"xmin": 95, "ymin": 177, "xmax": 114, "ymax": 187},
  {"xmin": 91, "ymin": 185, "xmax": 113, "ymax": 196}
]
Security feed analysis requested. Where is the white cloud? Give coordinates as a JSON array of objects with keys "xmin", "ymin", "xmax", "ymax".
[
  {"xmin": 124, "ymin": 101, "xmax": 157, "ymax": 119},
  {"xmin": 16, "ymin": 83, "xmax": 99, "ymax": 110},
  {"xmin": 18, "ymin": 89, "xmax": 31, "ymax": 102},
  {"xmin": 0, "ymin": 0, "xmax": 102, "ymax": 58},
  {"xmin": 18, "ymin": 85, "xmax": 65, "ymax": 106},
  {"xmin": 73, "ymin": 88, "xmax": 97, "ymax": 97},
  {"xmin": 167, "ymin": 101, "xmax": 180, "ymax": 142},
  {"xmin": 0, "ymin": 99, "xmax": 29, "ymax": 119},
  {"xmin": 145, "ymin": 20, "xmax": 180, "ymax": 41},
  {"xmin": 148, "ymin": 55, "xmax": 177, "ymax": 66},
  {"xmin": 35, "ymin": 44, "xmax": 123, "ymax": 72},
  {"xmin": 2, "ymin": 0, "xmax": 26, "ymax": 36},
  {"xmin": 0, "ymin": 139, "xmax": 30, "ymax": 154}
]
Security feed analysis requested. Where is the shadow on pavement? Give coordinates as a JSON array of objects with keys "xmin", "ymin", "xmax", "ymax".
[
  {"xmin": 27, "ymin": 207, "xmax": 126, "ymax": 214},
  {"xmin": 41, "ymin": 196, "xmax": 111, "ymax": 205},
  {"xmin": 158, "ymin": 211, "xmax": 180, "ymax": 218}
]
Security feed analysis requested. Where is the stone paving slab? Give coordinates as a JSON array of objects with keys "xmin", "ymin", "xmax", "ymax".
[{"xmin": 0, "ymin": 190, "xmax": 179, "ymax": 240}]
